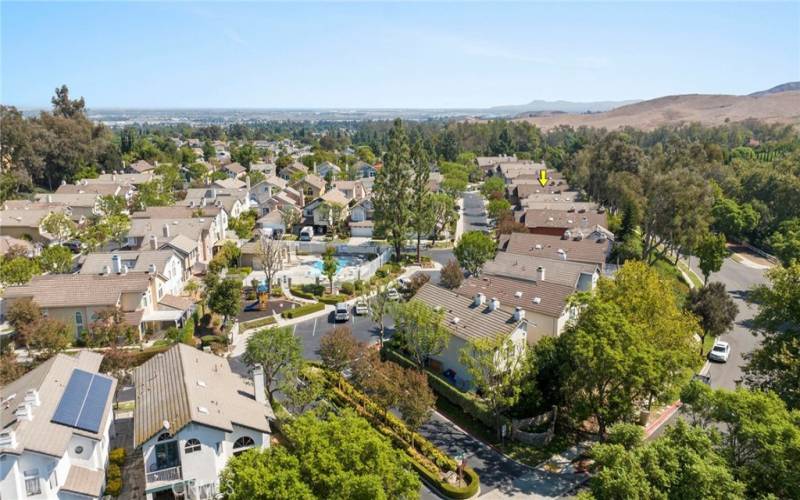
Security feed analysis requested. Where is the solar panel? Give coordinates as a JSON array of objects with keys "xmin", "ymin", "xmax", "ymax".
[{"xmin": 51, "ymin": 369, "xmax": 114, "ymax": 434}]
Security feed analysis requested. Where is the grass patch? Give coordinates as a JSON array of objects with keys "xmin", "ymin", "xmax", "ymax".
[
  {"xmin": 676, "ymin": 260, "xmax": 703, "ymax": 289},
  {"xmin": 434, "ymin": 396, "xmax": 497, "ymax": 445},
  {"xmin": 651, "ymin": 257, "xmax": 690, "ymax": 303},
  {"xmin": 497, "ymin": 434, "xmax": 575, "ymax": 468}
]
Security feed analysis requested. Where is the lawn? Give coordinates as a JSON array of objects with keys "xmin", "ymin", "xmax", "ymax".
[
  {"xmin": 651, "ymin": 257, "xmax": 690, "ymax": 303},
  {"xmin": 497, "ymin": 434, "xmax": 575, "ymax": 468},
  {"xmin": 676, "ymin": 260, "xmax": 703, "ymax": 289}
]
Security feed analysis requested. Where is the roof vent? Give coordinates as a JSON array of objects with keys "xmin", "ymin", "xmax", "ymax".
[
  {"xmin": 197, "ymin": 406, "xmax": 209, "ymax": 415},
  {"xmin": 452, "ymin": 317, "xmax": 460, "ymax": 325},
  {"xmin": 514, "ymin": 307, "xmax": 525, "ymax": 321},
  {"xmin": 489, "ymin": 297, "xmax": 500, "ymax": 311},
  {"xmin": 0, "ymin": 431, "xmax": 16, "ymax": 448},
  {"xmin": 533, "ymin": 297, "xmax": 542, "ymax": 304},
  {"xmin": 14, "ymin": 403, "xmax": 32, "ymax": 421},
  {"xmin": 474, "ymin": 293, "xmax": 485, "ymax": 307},
  {"xmin": 534, "ymin": 244, "xmax": 543, "ymax": 250},
  {"xmin": 147, "ymin": 264, "xmax": 157, "ymax": 274},
  {"xmin": 23, "ymin": 389, "xmax": 40, "ymax": 407},
  {"xmin": 514, "ymin": 291, "xmax": 523, "ymax": 298},
  {"xmin": 196, "ymin": 380, "xmax": 206, "ymax": 388}
]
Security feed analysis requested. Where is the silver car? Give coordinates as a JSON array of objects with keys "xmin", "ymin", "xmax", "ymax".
[{"xmin": 708, "ymin": 340, "xmax": 731, "ymax": 362}]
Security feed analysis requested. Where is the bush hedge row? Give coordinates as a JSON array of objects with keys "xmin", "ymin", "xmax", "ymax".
[
  {"xmin": 384, "ymin": 347, "xmax": 495, "ymax": 428},
  {"xmin": 281, "ymin": 302, "xmax": 325, "ymax": 319},
  {"xmin": 319, "ymin": 294, "xmax": 349, "ymax": 305},
  {"xmin": 241, "ymin": 316, "xmax": 277, "ymax": 330},
  {"xmin": 290, "ymin": 287, "xmax": 317, "ymax": 300}
]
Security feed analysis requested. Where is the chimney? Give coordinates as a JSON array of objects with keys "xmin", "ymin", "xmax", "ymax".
[
  {"xmin": 514, "ymin": 306, "xmax": 525, "ymax": 321},
  {"xmin": 149, "ymin": 235, "xmax": 158, "ymax": 250},
  {"xmin": 246, "ymin": 175, "xmax": 251, "ymax": 191},
  {"xmin": 560, "ymin": 251, "xmax": 568, "ymax": 261},
  {"xmin": 162, "ymin": 224, "xmax": 170, "ymax": 238},
  {"xmin": 112, "ymin": 173, "xmax": 117, "ymax": 181},
  {"xmin": 537, "ymin": 266, "xmax": 546, "ymax": 282},
  {"xmin": 253, "ymin": 364, "xmax": 266, "ymax": 404},
  {"xmin": 211, "ymin": 188, "xmax": 217, "ymax": 199},
  {"xmin": 489, "ymin": 297, "xmax": 500, "ymax": 311},
  {"xmin": 111, "ymin": 254, "xmax": 122, "ymax": 274},
  {"xmin": 474, "ymin": 293, "xmax": 486, "ymax": 307},
  {"xmin": 46, "ymin": 194, "xmax": 53, "ymax": 203}
]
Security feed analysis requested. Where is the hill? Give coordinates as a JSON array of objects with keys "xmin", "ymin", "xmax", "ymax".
[
  {"xmin": 749, "ymin": 81, "xmax": 800, "ymax": 97},
  {"xmin": 512, "ymin": 89, "xmax": 800, "ymax": 131},
  {"xmin": 485, "ymin": 98, "xmax": 640, "ymax": 115}
]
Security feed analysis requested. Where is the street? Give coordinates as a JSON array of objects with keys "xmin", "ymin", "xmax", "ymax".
[{"xmin": 462, "ymin": 190, "xmax": 490, "ymax": 233}]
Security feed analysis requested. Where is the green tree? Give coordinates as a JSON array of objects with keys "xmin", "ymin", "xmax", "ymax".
[
  {"xmin": 100, "ymin": 214, "xmax": 131, "ymax": 248},
  {"xmin": 487, "ymin": 198, "xmax": 511, "ymax": 221},
  {"xmin": 0, "ymin": 257, "xmax": 40, "ymax": 285},
  {"xmin": 397, "ymin": 367, "xmax": 436, "ymax": 443},
  {"xmin": 373, "ymin": 119, "xmax": 413, "ymax": 261},
  {"xmin": 744, "ymin": 263, "xmax": 800, "ymax": 409},
  {"xmin": 687, "ymin": 282, "xmax": 738, "ymax": 356},
  {"xmin": 40, "ymin": 212, "xmax": 77, "ymax": 245},
  {"xmin": 322, "ymin": 245, "xmax": 338, "ymax": 294},
  {"xmin": 232, "ymin": 142, "xmax": 260, "ymax": 168},
  {"xmin": 5, "ymin": 298, "xmax": 42, "ymax": 350},
  {"xmin": 393, "ymin": 300, "xmax": 449, "ymax": 369},
  {"xmin": 410, "ymin": 133, "xmax": 433, "ymax": 263},
  {"xmin": 356, "ymin": 145, "xmax": 376, "ymax": 164},
  {"xmin": 588, "ymin": 420, "xmax": 745, "ymax": 500},
  {"xmin": 454, "ymin": 230, "xmax": 496, "ymax": 276},
  {"xmin": 460, "ymin": 335, "xmax": 525, "ymax": 439},
  {"xmin": 38, "ymin": 245, "xmax": 73, "ymax": 274},
  {"xmin": 481, "ymin": 176, "xmax": 506, "ymax": 199},
  {"xmin": 711, "ymin": 197, "xmax": 759, "ymax": 240},
  {"xmin": 220, "ymin": 447, "xmax": 314, "ymax": 500},
  {"xmin": 429, "ymin": 193, "xmax": 458, "ymax": 244},
  {"xmin": 695, "ymin": 232, "xmax": 728, "ymax": 284},
  {"xmin": 369, "ymin": 287, "xmax": 391, "ymax": 348},
  {"xmin": 97, "ymin": 195, "xmax": 127, "ymax": 216},
  {"xmin": 767, "ymin": 217, "xmax": 800, "ymax": 266},
  {"xmin": 440, "ymin": 259, "xmax": 464, "ymax": 289},
  {"xmin": 243, "ymin": 326, "xmax": 303, "ymax": 405},
  {"xmin": 319, "ymin": 326, "xmax": 360, "ymax": 372},
  {"xmin": 29, "ymin": 318, "xmax": 71, "ymax": 359},
  {"xmin": 206, "ymin": 278, "xmax": 242, "ymax": 324},
  {"xmin": 202, "ymin": 140, "xmax": 215, "ymax": 162}
]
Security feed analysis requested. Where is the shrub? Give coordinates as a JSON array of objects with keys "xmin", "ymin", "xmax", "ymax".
[
  {"xmin": 319, "ymin": 294, "xmax": 348, "ymax": 305},
  {"xmin": 104, "ymin": 478, "xmax": 122, "ymax": 497},
  {"xmin": 201, "ymin": 335, "xmax": 227, "ymax": 346},
  {"xmin": 109, "ymin": 448, "xmax": 126, "ymax": 466},
  {"xmin": 282, "ymin": 302, "xmax": 325, "ymax": 319},
  {"xmin": 340, "ymin": 281, "xmax": 355, "ymax": 295},
  {"xmin": 290, "ymin": 287, "xmax": 316, "ymax": 300},
  {"xmin": 241, "ymin": 316, "xmax": 277, "ymax": 330},
  {"xmin": 354, "ymin": 279, "xmax": 365, "ymax": 293},
  {"xmin": 227, "ymin": 266, "xmax": 252, "ymax": 276},
  {"xmin": 107, "ymin": 463, "xmax": 121, "ymax": 480}
]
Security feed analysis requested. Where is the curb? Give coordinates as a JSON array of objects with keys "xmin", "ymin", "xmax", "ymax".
[{"xmin": 644, "ymin": 400, "xmax": 682, "ymax": 439}]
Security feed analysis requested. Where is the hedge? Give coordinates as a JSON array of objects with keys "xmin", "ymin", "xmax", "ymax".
[
  {"xmin": 201, "ymin": 335, "xmax": 227, "ymax": 346},
  {"xmin": 320, "ymin": 368, "xmax": 480, "ymax": 499},
  {"xmin": 290, "ymin": 287, "xmax": 317, "ymax": 300},
  {"xmin": 109, "ymin": 448, "xmax": 126, "ymax": 467},
  {"xmin": 282, "ymin": 302, "xmax": 325, "ymax": 319},
  {"xmin": 384, "ymin": 347, "xmax": 494, "ymax": 428},
  {"xmin": 241, "ymin": 316, "xmax": 277, "ymax": 330},
  {"xmin": 319, "ymin": 294, "xmax": 348, "ymax": 305}
]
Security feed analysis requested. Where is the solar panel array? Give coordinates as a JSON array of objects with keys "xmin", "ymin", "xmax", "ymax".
[{"xmin": 51, "ymin": 369, "xmax": 113, "ymax": 434}]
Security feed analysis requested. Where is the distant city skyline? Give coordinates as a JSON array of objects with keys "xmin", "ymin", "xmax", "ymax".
[{"xmin": 2, "ymin": 1, "xmax": 798, "ymax": 109}]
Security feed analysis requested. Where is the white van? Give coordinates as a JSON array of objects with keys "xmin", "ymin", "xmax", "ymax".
[{"xmin": 299, "ymin": 226, "xmax": 314, "ymax": 241}]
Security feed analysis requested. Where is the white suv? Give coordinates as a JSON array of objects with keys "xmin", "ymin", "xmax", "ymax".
[
  {"xmin": 708, "ymin": 340, "xmax": 731, "ymax": 363},
  {"xmin": 334, "ymin": 302, "xmax": 350, "ymax": 322}
]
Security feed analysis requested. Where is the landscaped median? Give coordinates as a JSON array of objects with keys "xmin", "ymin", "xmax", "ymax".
[
  {"xmin": 240, "ymin": 316, "xmax": 277, "ymax": 330},
  {"xmin": 312, "ymin": 366, "xmax": 480, "ymax": 499}
]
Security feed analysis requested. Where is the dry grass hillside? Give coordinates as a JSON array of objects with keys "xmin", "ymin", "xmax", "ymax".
[{"xmin": 513, "ymin": 91, "xmax": 800, "ymax": 130}]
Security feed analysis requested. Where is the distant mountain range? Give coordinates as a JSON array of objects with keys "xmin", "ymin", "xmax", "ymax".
[
  {"xmin": 511, "ymin": 82, "xmax": 800, "ymax": 130},
  {"xmin": 485, "ymin": 99, "xmax": 641, "ymax": 116}
]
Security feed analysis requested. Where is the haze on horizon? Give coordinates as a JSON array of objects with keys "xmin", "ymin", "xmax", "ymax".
[{"xmin": 2, "ymin": 1, "xmax": 798, "ymax": 109}]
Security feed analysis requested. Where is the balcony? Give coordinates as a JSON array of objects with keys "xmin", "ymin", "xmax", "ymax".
[{"xmin": 146, "ymin": 465, "xmax": 182, "ymax": 485}]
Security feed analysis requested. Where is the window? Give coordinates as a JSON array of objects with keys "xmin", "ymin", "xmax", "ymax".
[
  {"xmin": 232, "ymin": 436, "xmax": 255, "ymax": 456},
  {"xmin": 75, "ymin": 312, "xmax": 84, "ymax": 336},
  {"xmin": 184, "ymin": 438, "xmax": 201, "ymax": 454},
  {"xmin": 157, "ymin": 432, "xmax": 173, "ymax": 442},
  {"xmin": 24, "ymin": 469, "xmax": 40, "ymax": 496}
]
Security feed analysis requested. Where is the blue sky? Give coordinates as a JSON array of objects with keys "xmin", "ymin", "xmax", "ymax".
[{"xmin": 2, "ymin": 1, "xmax": 798, "ymax": 108}]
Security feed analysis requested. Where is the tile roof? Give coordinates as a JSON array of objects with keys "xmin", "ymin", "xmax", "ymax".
[
  {"xmin": 3, "ymin": 273, "xmax": 152, "ymax": 308},
  {"xmin": 412, "ymin": 282, "xmax": 523, "ymax": 342},
  {"xmin": 94, "ymin": 173, "xmax": 158, "ymax": 185},
  {"xmin": 56, "ymin": 183, "xmax": 122, "ymax": 196},
  {"xmin": 520, "ymin": 208, "xmax": 608, "ymax": 231},
  {"xmin": 158, "ymin": 294, "xmax": 194, "ymax": 311},
  {"xmin": 484, "ymin": 252, "xmax": 599, "ymax": 288},
  {"xmin": 61, "ymin": 465, "xmax": 105, "ymax": 497},
  {"xmin": 133, "ymin": 344, "xmax": 272, "ymax": 448},
  {"xmin": 299, "ymin": 174, "xmax": 326, "ymax": 191},
  {"xmin": 79, "ymin": 250, "xmax": 177, "ymax": 276},
  {"xmin": 0, "ymin": 351, "xmax": 115, "ymax": 458},
  {"xmin": 455, "ymin": 274, "xmax": 574, "ymax": 318},
  {"xmin": 34, "ymin": 192, "xmax": 100, "ymax": 208},
  {"xmin": 0, "ymin": 235, "xmax": 35, "ymax": 256},
  {"xmin": 223, "ymin": 162, "xmax": 246, "ymax": 174},
  {"xmin": 161, "ymin": 234, "xmax": 198, "ymax": 255},
  {"xmin": 129, "ymin": 218, "xmax": 211, "ymax": 242},
  {"xmin": 320, "ymin": 189, "xmax": 349, "ymax": 206},
  {"xmin": 213, "ymin": 178, "xmax": 247, "ymax": 190},
  {"xmin": 129, "ymin": 160, "xmax": 155, "ymax": 173},
  {"xmin": 501, "ymin": 232, "xmax": 611, "ymax": 267}
]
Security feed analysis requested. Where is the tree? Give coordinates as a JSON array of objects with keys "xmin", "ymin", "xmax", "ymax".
[
  {"xmin": 257, "ymin": 237, "xmax": 283, "ymax": 296},
  {"xmin": 319, "ymin": 326, "xmax": 360, "ymax": 372},
  {"xmin": 373, "ymin": 119, "xmax": 413, "ymax": 261},
  {"xmin": 460, "ymin": 336, "xmax": 525, "ymax": 439},
  {"xmin": 695, "ymin": 232, "xmax": 728, "ymax": 283},
  {"xmin": 587, "ymin": 420, "xmax": 745, "ymax": 500},
  {"xmin": 285, "ymin": 368, "xmax": 325, "ymax": 413},
  {"xmin": 441, "ymin": 176, "xmax": 468, "ymax": 199},
  {"xmin": 322, "ymin": 245, "xmax": 338, "ymax": 294},
  {"xmin": 681, "ymin": 382, "xmax": 800, "ymax": 498},
  {"xmin": 281, "ymin": 410, "xmax": 420, "ymax": 499},
  {"xmin": 369, "ymin": 287, "xmax": 391, "ymax": 347},
  {"xmin": 100, "ymin": 214, "xmax": 131, "ymax": 248},
  {"xmin": 767, "ymin": 217, "xmax": 800, "ymax": 266},
  {"xmin": 206, "ymin": 278, "xmax": 242, "ymax": 324},
  {"xmin": 5, "ymin": 298, "xmax": 42, "ymax": 350},
  {"xmin": 202, "ymin": 140, "xmax": 216, "ymax": 162},
  {"xmin": 97, "ymin": 195, "xmax": 127, "ymax": 216},
  {"xmin": 243, "ymin": 326, "xmax": 303, "ymax": 405},
  {"xmin": 29, "ymin": 318, "xmax": 71, "ymax": 359},
  {"xmin": 358, "ymin": 354, "xmax": 404, "ymax": 418},
  {"xmin": 454, "ymin": 231, "xmax": 496, "ymax": 276},
  {"xmin": 220, "ymin": 447, "xmax": 314, "ymax": 500},
  {"xmin": 429, "ymin": 193, "xmax": 458, "ymax": 244},
  {"xmin": 0, "ymin": 257, "xmax": 40, "ymax": 285},
  {"xmin": 712, "ymin": 197, "xmax": 759, "ymax": 240},
  {"xmin": 743, "ymin": 263, "xmax": 800, "ymax": 409},
  {"xmin": 481, "ymin": 176, "xmax": 506, "ymax": 200},
  {"xmin": 487, "ymin": 198, "xmax": 511, "ymax": 221},
  {"xmin": 38, "ymin": 245, "xmax": 73, "ymax": 274},
  {"xmin": 51, "ymin": 84, "xmax": 85, "ymax": 118},
  {"xmin": 397, "ymin": 367, "xmax": 436, "ymax": 442},
  {"xmin": 410, "ymin": 133, "xmax": 433, "ymax": 263},
  {"xmin": 393, "ymin": 300, "xmax": 449, "ymax": 368},
  {"xmin": 40, "ymin": 212, "xmax": 77, "ymax": 245},
  {"xmin": 440, "ymin": 259, "xmax": 464, "ymax": 289},
  {"xmin": 85, "ymin": 308, "xmax": 138, "ymax": 347},
  {"xmin": 279, "ymin": 205, "xmax": 301, "ymax": 233},
  {"xmin": 688, "ymin": 282, "xmax": 738, "ymax": 356},
  {"xmin": 0, "ymin": 345, "xmax": 25, "ymax": 384},
  {"xmin": 232, "ymin": 142, "xmax": 260, "ymax": 168}
]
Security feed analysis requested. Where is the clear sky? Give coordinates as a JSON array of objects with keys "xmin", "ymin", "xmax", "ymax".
[{"xmin": 2, "ymin": 1, "xmax": 798, "ymax": 108}]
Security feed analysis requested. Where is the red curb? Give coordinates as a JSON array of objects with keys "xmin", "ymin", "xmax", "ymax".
[{"xmin": 644, "ymin": 401, "xmax": 682, "ymax": 438}]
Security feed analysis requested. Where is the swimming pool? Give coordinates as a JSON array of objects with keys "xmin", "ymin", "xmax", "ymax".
[{"xmin": 309, "ymin": 255, "xmax": 363, "ymax": 275}]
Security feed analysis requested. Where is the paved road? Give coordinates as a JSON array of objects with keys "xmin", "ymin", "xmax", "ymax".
[
  {"xmin": 685, "ymin": 254, "xmax": 768, "ymax": 390},
  {"xmin": 462, "ymin": 190, "xmax": 490, "ymax": 233}
]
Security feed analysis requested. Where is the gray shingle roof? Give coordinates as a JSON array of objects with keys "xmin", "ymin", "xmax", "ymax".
[
  {"xmin": 501, "ymin": 232, "xmax": 611, "ymax": 267},
  {"xmin": 3, "ymin": 274, "xmax": 151, "ymax": 308},
  {"xmin": 455, "ymin": 274, "xmax": 574, "ymax": 318},
  {"xmin": 79, "ymin": 250, "xmax": 177, "ymax": 276}
]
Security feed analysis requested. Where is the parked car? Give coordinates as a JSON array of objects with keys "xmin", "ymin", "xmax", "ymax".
[
  {"xmin": 334, "ymin": 302, "xmax": 350, "ymax": 322},
  {"xmin": 386, "ymin": 288, "xmax": 401, "ymax": 301},
  {"xmin": 396, "ymin": 277, "xmax": 412, "ymax": 290},
  {"xmin": 354, "ymin": 300, "xmax": 368, "ymax": 315},
  {"xmin": 708, "ymin": 340, "xmax": 731, "ymax": 362},
  {"xmin": 299, "ymin": 226, "xmax": 314, "ymax": 241}
]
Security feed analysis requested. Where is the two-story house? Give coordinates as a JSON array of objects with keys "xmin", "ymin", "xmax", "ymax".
[
  {"xmin": 133, "ymin": 344, "xmax": 273, "ymax": 500},
  {"xmin": 79, "ymin": 250, "xmax": 188, "ymax": 298},
  {"xmin": 0, "ymin": 351, "xmax": 116, "ymax": 500}
]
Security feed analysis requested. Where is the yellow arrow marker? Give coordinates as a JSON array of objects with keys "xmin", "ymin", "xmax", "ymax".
[{"xmin": 538, "ymin": 169, "xmax": 549, "ymax": 187}]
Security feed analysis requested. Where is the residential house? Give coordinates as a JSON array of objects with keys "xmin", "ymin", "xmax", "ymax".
[
  {"xmin": 306, "ymin": 189, "xmax": 351, "ymax": 230},
  {"xmin": 0, "ymin": 351, "xmax": 116, "ymax": 500},
  {"xmin": 349, "ymin": 196, "xmax": 375, "ymax": 237},
  {"xmin": 56, "ymin": 180, "xmax": 136, "ymax": 207},
  {"xmin": 133, "ymin": 344, "xmax": 273, "ymax": 500},
  {"xmin": 353, "ymin": 161, "xmax": 378, "ymax": 179},
  {"xmin": 0, "ymin": 235, "xmax": 37, "ymax": 259},
  {"xmin": 516, "ymin": 208, "xmax": 608, "ymax": 236},
  {"xmin": 212, "ymin": 178, "xmax": 247, "ymax": 190},
  {"xmin": 332, "ymin": 180, "xmax": 366, "ymax": 202},
  {"xmin": 292, "ymin": 174, "xmax": 326, "ymax": 200},
  {"xmin": 412, "ymin": 282, "xmax": 528, "ymax": 390},
  {"xmin": 128, "ymin": 160, "xmax": 156, "ymax": 174},
  {"xmin": 92, "ymin": 172, "xmax": 159, "ymax": 186},
  {"xmin": 221, "ymin": 162, "xmax": 246, "ymax": 180},
  {"xmin": 315, "ymin": 161, "xmax": 340, "ymax": 179},
  {"xmin": 127, "ymin": 218, "xmax": 219, "ymax": 267},
  {"xmin": 0, "ymin": 205, "xmax": 77, "ymax": 245},
  {"xmin": 279, "ymin": 162, "xmax": 308, "ymax": 181},
  {"xmin": 249, "ymin": 162, "xmax": 275, "ymax": 176},
  {"xmin": 476, "ymin": 154, "xmax": 516, "ymax": 175},
  {"xmin": 182, "ymin": 187, "xmax": 249, "ymax": 219},
  {"xmin": 499, "ymin": 231, "xmax": 612, "ymax": 271},
  {"xmin": 483, "ymin": 252, "xmax": 600, "ymax": 292},
  {"xmin": 80, "ymin": 250, "xmax": 187, "ymax": 297},
  {"xmin": 33, "ymin": 193, "xmax": 101, "ymax": 220}
]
